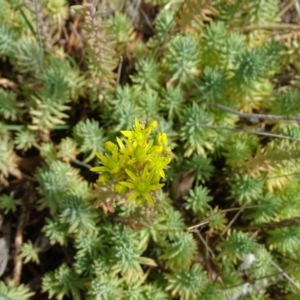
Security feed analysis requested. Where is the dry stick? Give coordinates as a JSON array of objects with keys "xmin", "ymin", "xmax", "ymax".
[
  {"xmin": 71, "ymin": 158, "xmax": 91, "ymax": 169},
  {"xmin": 33, "ymin": 0, "xmax": 43, "ymax": 67},
  {"xmin": 242, "ymin": 23, "xmax": 300, "ymax": 32},
  {"xmin": 296, "ymin": 0, "xmax": 300, "ymax": 20},
  {"xmin": 219, "ymin": 201, "xmax": 251, "ymax": 240},
  {"xmin": 194, "ymin": 230, "xmax": 215, "ymax": 259},
  {"xmin": 67, "ymin": 14, "xmax": 82, "ymax": 54},
  {"xmin": 266, "ymin": 257, "xmax": 300, "ymax": 291},
  {"xmin": 212, "ymin": 103, "xmax": 300, "ymax": 122},
  {"xmin": 266, "ymin": 171, "xmax": 300, "ymax": 180},
  {"xmin": 242, "ymin": 216, "xmax": 300, "ymax": 231},
  {"xmin": 131, "ymin": 0, "xmax": 142, "ymax": 23},
  {"xmin": 13, "ymin": 203, "xmax": 27, "ymax": 285},
  {"xmin": 13, "ymin": 230, "xmax": 23, "ymax": 285},
  {"xmin": 139, "ymin": 6, "xmax": 154, "ymax": 31},
  {"xmin": 187, "ymin": 220, "xmax": 209, "ymax": 232},
  {"xmin": 187, "ymin": 205, "xmax": 261, "ymax": 232},
  {"xmin": 116, "ymin": 56, "xmax": 123, "ymax": 89},
  {"xmin": 198, "ymin": 123, "xmax": 300, "ymax": 142},
  {"xmin": 276, "ymin": 0, "xmax": 298, "ymax": 18}
]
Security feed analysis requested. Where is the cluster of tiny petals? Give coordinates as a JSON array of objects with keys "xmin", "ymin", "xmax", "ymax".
[{"xmin": 91, "ymin": 118, "xmax": 172, "ymax": 206}]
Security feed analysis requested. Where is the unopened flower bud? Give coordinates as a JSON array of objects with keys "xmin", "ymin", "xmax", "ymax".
[
  {"xmin": 97, "ymin": 172, "xmax": 110, "ymax": 183},
  {"xmin": 114, "ymin": 182, "xmax": 127, "ymax": 194},
  {"xmin": 152, "ymin": 145, "xmax": 163, "ymax": 154},
  {"xmin": 105, "ymin": 141, "xmax": 117, "ymax": 153},
  {"xmin": 156, "ymin": 132, "xmax": 168, "ymax": 146},
  {"xmin": 146, "ymin": 120, "xmax": 157, "ymax": 132}
]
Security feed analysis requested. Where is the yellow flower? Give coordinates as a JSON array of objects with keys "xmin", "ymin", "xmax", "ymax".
[
  {"xmin": 90, "ymin": 151, "xmax": 121, "ymax": 175},
  {"xmin": 119, "ymin": 165, "xmax": 164, "ymax": 206},
  {"xmin": 114, "ymin": 182, "xmax": 127, "ymax": 194},
  {"xmin": 148, "ymin": 156, "xmax": 172, "ymax": 178},
  {"xmin": 97, "ymin": 172, "xmax": 110, "ymax": 183},
  {"xmin": 91, "ymin": 118, "xmax": 172, "ymax": 207},
  {"xmin": 121, "ymin": 118, "xmax": 157, "ymax": 145}
]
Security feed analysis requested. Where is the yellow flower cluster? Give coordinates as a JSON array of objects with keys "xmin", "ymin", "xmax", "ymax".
[{"xmin": 91, "ymin": 118, "xmax": 172, "ymax": 206}]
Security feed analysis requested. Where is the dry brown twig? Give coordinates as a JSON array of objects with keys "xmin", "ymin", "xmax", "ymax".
[
  {"xmin": 13, "ymin": 204, "xmax": 27, "ymax": 285},
  {"xmin": 67, "ymin": 13, "xmax": 82, "ymax": 54},
  {"xmin": 187, "ymin": 205, "xmax": 262, "ymax": 232}
]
